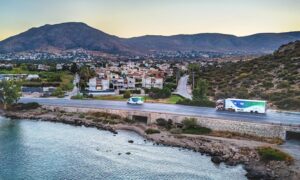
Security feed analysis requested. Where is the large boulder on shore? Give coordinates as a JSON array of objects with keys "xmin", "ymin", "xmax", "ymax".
[{"xmin": 211, "ymin": 156, "xmax": 222, "ymax": 164}]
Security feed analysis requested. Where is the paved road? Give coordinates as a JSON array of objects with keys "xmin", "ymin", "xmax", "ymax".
[
  {"xmin": 66, "ymin": 73, "xmax": 79, "ymax": 99},
  {"xmin": 175, "ymin": 75, "xmax": 192, "ymax": 99},
  {"xmin": 20, "ymin": 97, "xmax": 300, "ymax": 125}
]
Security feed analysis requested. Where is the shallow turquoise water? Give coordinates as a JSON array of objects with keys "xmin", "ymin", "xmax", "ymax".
[{"xmin": 0, "ymin": 116, "xmax": 247, "ymax": 180}]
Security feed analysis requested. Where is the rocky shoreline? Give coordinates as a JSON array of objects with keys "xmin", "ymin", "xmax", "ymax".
[{"xmin": 2, "ymin": 107, "xmax": 300, "ymax": 180}]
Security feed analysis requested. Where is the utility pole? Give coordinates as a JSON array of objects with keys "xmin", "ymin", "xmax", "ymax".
[
  {"xmin": 192, "ymin": 71, "xmax": 195, "ymax": 90},
  {"xmin": 176, "ymin": 69, "xmax": 180, "ymax": 84}
]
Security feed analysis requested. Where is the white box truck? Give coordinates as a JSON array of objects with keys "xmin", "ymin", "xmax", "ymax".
[{"xmin": 216, "ymin": 98, "xmax": 267, "ymax": 114}]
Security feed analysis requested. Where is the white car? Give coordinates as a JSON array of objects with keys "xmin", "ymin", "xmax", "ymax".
[{"xmin": 127, "ymin": 97, "xmax": 144, "ymax": 105}]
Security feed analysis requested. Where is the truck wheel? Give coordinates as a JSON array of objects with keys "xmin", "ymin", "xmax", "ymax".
[
  {"xmin": 250, "ymin": 111, "xmax": 253, "ymax": 113},
  {"xmin": 255, "ymin": 111, "xmax": 258, "ymax": 114}
]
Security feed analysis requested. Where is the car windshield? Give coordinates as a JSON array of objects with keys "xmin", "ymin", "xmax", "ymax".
[{"xmin": 132, "ymin": 97, "xmax": 140, "ymax": 102}]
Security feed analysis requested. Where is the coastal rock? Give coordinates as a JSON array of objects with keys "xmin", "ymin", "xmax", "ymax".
[
  {"xmin": 245, "ymin": 169, "xmax": 271, "ymax": 180},
  {"xmin": 211, "ymin": 156, "xmax": 222, "ymax": 164}
]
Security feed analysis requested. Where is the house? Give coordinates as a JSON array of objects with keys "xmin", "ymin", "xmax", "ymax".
[
  {"xmin": 56, "ymin": 64, "xmax": 63, "ymax": 70},
  {"xmin": 112, "ymin": 78, "xmax": 125, "ymax": 90},
  {"xmin": 88, "ymin": 77, "xmax": 110, "ymax": 91},
  {"xmin": 125, "ymin": 77, "xmax": 136, "ymax": 89},
  {"xmin": 38, "ymin": 64, "xmax": 50, "ymax": 71},
  {"xmin": 26, "ymin": 74, "xmax": 40, "ymax": 81},
  {"xmin": 142, "ymin": 77, "xmax": 163, "ymax": 89}
]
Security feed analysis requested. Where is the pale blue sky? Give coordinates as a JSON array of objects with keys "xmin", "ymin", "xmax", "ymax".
[{"xmin": 0, "ymin": 0, "xmax": 299, "ymax": 40}]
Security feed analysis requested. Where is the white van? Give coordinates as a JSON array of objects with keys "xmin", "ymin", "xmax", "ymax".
[{"xmin": 127, "ymin": 97, "xmax": 144, "ymax": 105}]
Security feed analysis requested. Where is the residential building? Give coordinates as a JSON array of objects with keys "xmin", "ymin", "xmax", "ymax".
[
  {"xmin": 88, "ymin": 77, "xmax": 110, "ymax": 91},
  {"xmin": 142, "ymin": 77, "xmax": 163, "ymax": 89}
]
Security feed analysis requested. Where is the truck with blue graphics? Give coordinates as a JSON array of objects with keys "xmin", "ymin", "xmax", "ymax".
[{"xmin": 216, "ymin": 98, "xmax": 267, "ymax": 114}]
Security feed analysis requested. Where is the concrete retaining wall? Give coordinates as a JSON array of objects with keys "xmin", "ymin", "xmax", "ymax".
[{"xmin": 44, "ymin": 105, "xmax": 300, "ymax": 140}]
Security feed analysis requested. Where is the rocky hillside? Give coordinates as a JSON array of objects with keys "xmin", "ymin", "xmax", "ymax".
[
  {"xmin": 0, "ymin": 22, "xmax": 300, "ymax": 55},
  {"xmin": 194, "ymin": 41, "xmax": 300, "ymax": 110}
]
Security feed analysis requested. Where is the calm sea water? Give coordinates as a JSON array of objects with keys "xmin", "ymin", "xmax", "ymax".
[{"xmin": 0, "ymin": 116, "xmax": 247, "ymax": 180}]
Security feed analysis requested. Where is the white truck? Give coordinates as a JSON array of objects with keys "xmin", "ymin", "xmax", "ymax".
[{"xmin": 216, "ymin": 98, "xmax": 267, "ymax": 114}]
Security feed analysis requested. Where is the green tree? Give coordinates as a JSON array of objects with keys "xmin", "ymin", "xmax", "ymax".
[
  {"xmin": 52, "ymin": 87, "xmax": 65, "ymax": 98},
  {"xmin": 123, "ymin": 90, "xmax": 131, "ymax": 98},
  {"xmin": 192, "ymin": 79, "xmax": 208, "ymax": 101},
  {"xmin": 0, "ymin": 80, "xmax": 21, "ymax": 109},
  {"xmin": 70, "ymin": 63, "xmax": 78, "ymax": 74},
  {"xmin": 78, "ymin": 66, "xmax": 96, "ymax": 91}
]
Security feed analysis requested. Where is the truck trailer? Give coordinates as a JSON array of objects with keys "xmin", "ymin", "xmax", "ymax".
[{"xmin": 216, "ymin": 98, "xmax": 267, "ymax": 114}]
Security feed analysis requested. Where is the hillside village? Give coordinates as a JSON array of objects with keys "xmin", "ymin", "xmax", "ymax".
[{"xmin": 0, "ymin": 60, "xmax": 188, "ymax": 99}]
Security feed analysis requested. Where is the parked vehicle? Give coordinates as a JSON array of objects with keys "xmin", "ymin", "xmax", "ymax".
[
  {"xmin": 127, "ymin": 97, "xmax": 144, "ymax": 105},
  {"xmin": 216, "ymin": 98, "xmax": 267, "ymax": 114}
]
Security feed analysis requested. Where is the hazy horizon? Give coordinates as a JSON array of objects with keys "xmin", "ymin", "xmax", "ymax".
[{"xmin": 1, "ymin": 0, "xmax": 300, "ymax": 40}]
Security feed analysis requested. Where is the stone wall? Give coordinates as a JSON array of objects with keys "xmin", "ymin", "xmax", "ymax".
[{"xmin": 43, "ymin": 105, "xmax": 300, "ymax": 140}]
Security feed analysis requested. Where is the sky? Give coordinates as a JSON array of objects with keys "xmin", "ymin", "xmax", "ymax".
[{"xmin": 0, "ymin": 0, "xmax": 299, "ymax": 40}]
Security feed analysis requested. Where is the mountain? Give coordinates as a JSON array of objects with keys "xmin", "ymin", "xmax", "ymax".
[
  {"xmin": 0, "ymin": 22, "xmax": 132, "ymax": 55},
  {"xmin": 126, "ymin": 32, "xmax": 300, "ymax": 54},
  {"xmin": 0, "ymin": 22, "xmax": 300, "ymax": 55}
]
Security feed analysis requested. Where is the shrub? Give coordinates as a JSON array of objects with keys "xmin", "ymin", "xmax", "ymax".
[
  {"xmin": 164, "ymin": 83, "xmax": 177, "ymax": 91},
  {"xmin": 123, "ymin": 91, "xmax": 131, "ymax": 99},
  {"xmin": 262, "ymin": 81, "xmax": 274, "ymax": 89},
  {"xmin": 156, "ymin": 118, "xmax": 173, "ymax": 129},
  {"xmin": 145, "ymin": 128, "xmax": 160, "ymax": 134},
  {"xmin": 235, "ymin": 88, "xmax": 249, "ymax": 99},
  {"xmin": 176, "ymin": 99, "xmax": 215, "ymax": 107},
  {"xmin": 257, "ymin": 147, "xmax": 293, "ymax": 163},
  {"xmin": 181, "ymin": 118, "xmax": 212, "ymax": 135},
  {"xmin": 148, "ymin": 87, "xmax": 171, "ymax": 99},
  {"xmin": 119, "ymin": 89, "xmax": 141, "ymax": 94},
  {"xmin": 182, "ymin": 126, "xmax": 212, "ymax": 135},
  {"xmin": 71, "ymin": 94, "xmax": 84, "ymax": 99},
  {"xmin": 275, "ymin": 98, "xmax": 300, "ymax": 110},
  {"xmin": 9, "ymin": 102, "xmax": 40, "ymax": 111},
  {"xmin": 79, "ymin": 114, "xmax": 85, "ymax": 118},
  {"xmin": 182, "ymin": 118, "xmax": 197, "ymax": 129},
  {"xmin": 277, "ymin": 81, "xmax": 290, "ymax": 88},
  {"xmin": 170, "ymin": 128, "xmax": 182, "ymax": 134},
  {"xmin": 52, "ymin": 87, "xmax": 65, "ymax": 98},
  {"xmin": 124, "ymin": 118, "xmax": 135, "ymax": 124},
  {"xmin": 156, "ymin": 118, "xmax": 168, "ymax": 127}
]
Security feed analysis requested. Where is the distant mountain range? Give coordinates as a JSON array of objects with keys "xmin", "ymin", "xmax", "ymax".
[{"xmin": 1, "ymin": 22, "xmax": 300, "ymax": 55}]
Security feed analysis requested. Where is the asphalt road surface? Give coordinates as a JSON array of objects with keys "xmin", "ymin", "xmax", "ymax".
[
  {"xmin": 19, "ymin": 97, "xmax": 300, "ymax": 125},
  {"xmin": 175, "ymin": 75, "xmax": 192, "ymax": 99}
]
